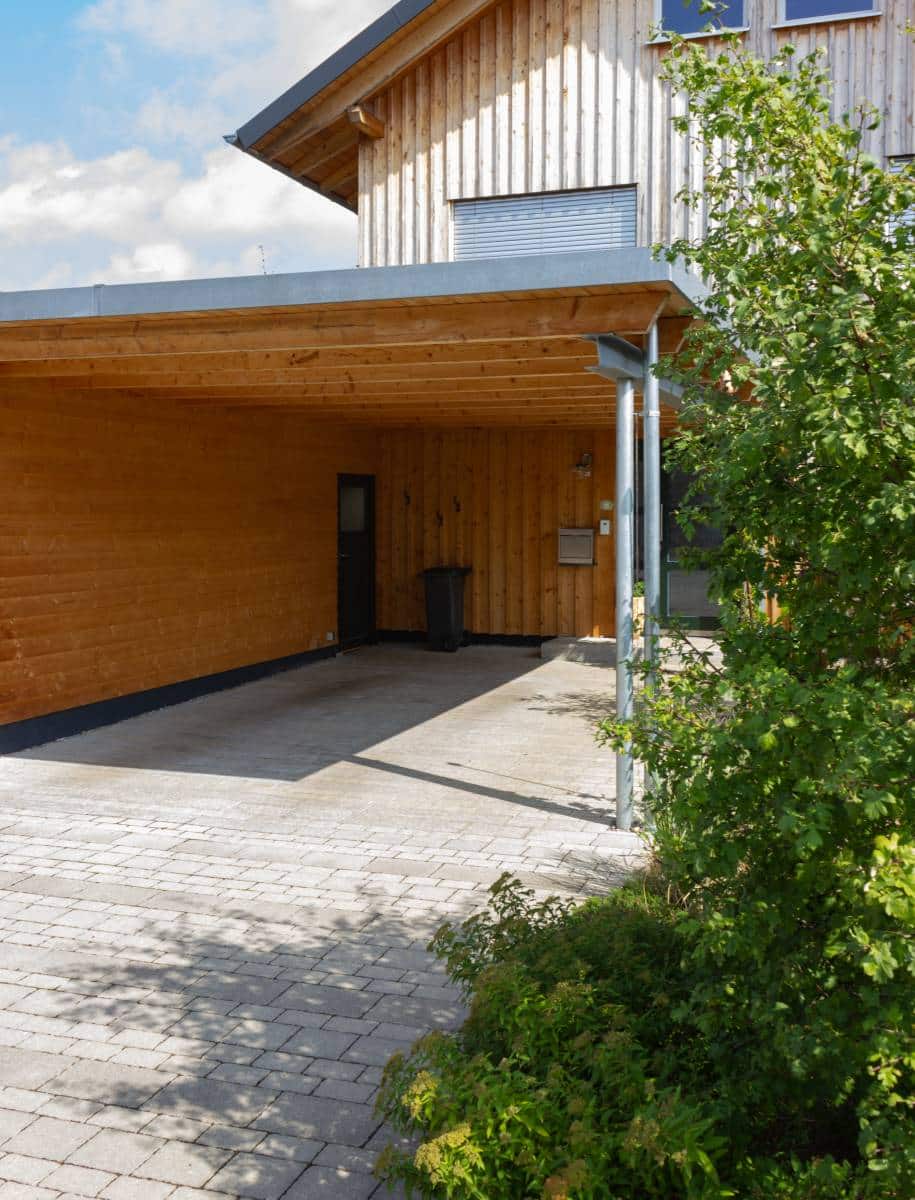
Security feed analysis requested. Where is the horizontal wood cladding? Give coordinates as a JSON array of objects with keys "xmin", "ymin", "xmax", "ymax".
[
  {"xmin": 359, "ymin": 0, "xmax": 914, "ymax": 266},
  {"xmin": 377, "ymin": 427, "xmax": 615, "ymax": 637},
  {"xmin": 0, "ymin": 392, "xmax": 375, "ymax": 726}
]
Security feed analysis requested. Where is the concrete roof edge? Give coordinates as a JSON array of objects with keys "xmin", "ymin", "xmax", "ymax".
[
  {"xmin": 0, "ymin": 250, "xmax": 706, "ymax": 324},
  {"xmin": 234, "ymin": 0, "xmax": 437, "ymax": 151}
]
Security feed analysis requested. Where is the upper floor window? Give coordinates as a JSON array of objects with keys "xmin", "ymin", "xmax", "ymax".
[
  {"xmin": 658, "ymin": 0, "xmax": 745, "ymax": 36},
  {"xmin": 452, "ymin": 187, "xmax": 638, "ymax": 262},
  {"xmin": 782, "ymin": 0, "xmax": 876, "ymax": 19}
]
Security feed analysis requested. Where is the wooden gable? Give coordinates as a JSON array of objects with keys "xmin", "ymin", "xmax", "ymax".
[{"xmin": 234, "ymin": 0, "xmax": 500, "ymax": 210}]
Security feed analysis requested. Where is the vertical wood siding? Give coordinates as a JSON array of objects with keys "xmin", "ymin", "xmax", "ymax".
[
  {"xmin": 359, "ymin": 0, "xmax": 914, "ymax": 265},
  {"xmin": 376, "ymin": 427, "xmax": 616, "ymax": 637},
  {"xmin": 0, "ymin": 393, "xmax": 375, "ymax": 726}
]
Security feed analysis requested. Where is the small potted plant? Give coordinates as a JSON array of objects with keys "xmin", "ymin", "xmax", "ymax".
[{"xmin": 632, "ymin": 580, "xmax": 645, "ymax": 637}]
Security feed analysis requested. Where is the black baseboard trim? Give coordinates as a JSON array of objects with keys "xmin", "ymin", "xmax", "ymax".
[
  {"xmin": 376, "ymin": 629, "xmax": 550, "ymax": 649},
  {"xmin": 0, "ymin": 645, "xmax": 337, "ymax": 756},
  {"xmin": 467, "ymin": 633, "xmax": 550, "ymax": 648}
]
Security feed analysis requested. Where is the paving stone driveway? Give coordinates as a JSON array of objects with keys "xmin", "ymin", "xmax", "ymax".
[{"xmin": 0, "ymin": 646, "xmax": 644, "ymax": 1198}]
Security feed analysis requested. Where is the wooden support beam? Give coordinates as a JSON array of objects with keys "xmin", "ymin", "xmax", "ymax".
[
  {"xmin": 15, "ymin": 360, "xmax": 599, "ymax": 393},
  {"xmin": 0, "ymin": 292, "xmax": 664, "ymax": 363},
  {"xmin": 44, "ymin": 373, "xmax": 609, "ymax": 400},
  {"xmin": 0, "ymin": 338, "xmax": 594, "ymax": 379},
  {"xmin": 346, "ymin": 105, "xmax": 385, "ymax": 139},
  {"xmin": 657, "ymin": 316, "xmax": 695, "ymax": 356},
  {"xmin": 170, "ymin": 386, "xmax": 615, "ymax": 409},
  {"xmin": 319, "ymin": 160, "xmax": 359, "ymax": 197},
  {"xmin": 285, "ymin": 124, "xmax": 357, "ymax": 175}
]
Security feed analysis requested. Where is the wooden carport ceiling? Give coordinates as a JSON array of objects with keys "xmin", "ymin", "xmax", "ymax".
[{"xmin": 0, "ymin": 284, "xmax": 688, "ymax": 429}]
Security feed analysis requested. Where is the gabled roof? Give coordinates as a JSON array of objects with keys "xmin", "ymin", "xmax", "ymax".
[{"xmin": 227, "ymin": 0, "xmax": 495, "ymax": 211}]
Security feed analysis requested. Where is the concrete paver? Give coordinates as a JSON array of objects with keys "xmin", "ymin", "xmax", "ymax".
[{"xmin": 0, "ymin": 645, "xmax": 643, "ymax": 1197}]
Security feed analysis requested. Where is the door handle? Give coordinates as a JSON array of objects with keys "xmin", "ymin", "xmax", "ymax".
[{"xmin": 339, "ymin": 553, "xmax": 352, "ymax": 560}]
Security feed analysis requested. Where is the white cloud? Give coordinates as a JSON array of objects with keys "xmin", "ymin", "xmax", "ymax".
[
  {"xmin": 0, "ymin": 142, "xmax": 181, "ymax": 241},
  {"xmin": 0, "ymin": 137, "xmax": 357, "ymax": 290},
  {"xmin": 2, "ymin": 0, "xmax": 395, "ymax": 291},
  {"xmin": 105, "ymin": 241, "xmax": 197, "ymax": 282},
  {"xmin": 78, "ymin": 0, "xmax": 266, "ymax": 56},
  {"xmin": 136, "ymin": 92, "xmax": 228, "ymax": 148}
]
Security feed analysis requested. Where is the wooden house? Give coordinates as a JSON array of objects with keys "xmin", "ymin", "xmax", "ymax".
[{"xmin": 0, "ymin": 0, "xmax": 911, "ymax": 786}]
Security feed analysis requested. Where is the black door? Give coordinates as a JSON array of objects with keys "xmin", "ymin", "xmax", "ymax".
[{"xmin": 337, "ymin": 474, "xmax": 376, "ymax": 649}]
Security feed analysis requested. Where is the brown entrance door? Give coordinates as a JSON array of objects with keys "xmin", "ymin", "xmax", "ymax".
[{"xmin": 337, "ymin": 474, "xmax": 376, "ymax": 649}]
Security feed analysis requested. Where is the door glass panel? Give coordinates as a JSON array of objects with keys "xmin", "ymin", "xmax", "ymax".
[
  {"xmin": 666, "ymin": 570, "xmax": 720, "ymax": 619},
  {"xmin": 662, "ymin": 467, "xmax": 722, "ymax": 625},
  {"xmin": 340, "ymin": 485, "xmax": 367, "ymax": 533}
]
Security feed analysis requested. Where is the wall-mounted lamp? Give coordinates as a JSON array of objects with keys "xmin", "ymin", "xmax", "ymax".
[{"xmin": 573, "ymin": 452, "xmax": 593, "ymax": 479}]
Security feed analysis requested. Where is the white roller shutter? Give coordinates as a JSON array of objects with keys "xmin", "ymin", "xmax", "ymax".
[{"xmin": 452, "ymin": 186, "xmax": 638, "ymax": 261}]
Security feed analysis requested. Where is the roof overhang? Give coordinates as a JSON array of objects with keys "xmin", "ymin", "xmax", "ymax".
[
  {"xmin": 0, "ymin": 250, "xmax": 703, "ymax": 429},
  {"xmin": 0, "ymin": 249, "xmax": 704, "ymax": 323},
  {"xmin": 228, "ymin": 0, "xmax": 498, "ymax": 210}
]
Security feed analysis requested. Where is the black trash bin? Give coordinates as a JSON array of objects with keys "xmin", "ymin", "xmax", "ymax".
[{"xmin": 422, "ymin": 566, "xmax": 472, "ymax": 652}]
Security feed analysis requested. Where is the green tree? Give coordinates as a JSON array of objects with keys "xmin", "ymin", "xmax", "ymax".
[
  {"xmin": 376, "ymin": 39, "xmax": 915, "ymax": 1200},
  {"xmin": 614, "ymin": 36, "xmax": 915, "ymax": 1189}
]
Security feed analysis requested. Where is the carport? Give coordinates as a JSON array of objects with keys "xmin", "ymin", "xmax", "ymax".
[{"xmin": 0, "ymin": 249, "xmax": 699, "ymax": 825}]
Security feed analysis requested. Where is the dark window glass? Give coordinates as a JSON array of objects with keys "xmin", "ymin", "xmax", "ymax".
[
  {"xmin": 339, "ymin": 485, "xmax": 367, "ymax": 533},
  {"xmin": 663, "ymin": 469, "xmax": 723, "ymax": 553},
  {"xmin": 785, "ymin": 0, "xmax": 874, "ymax": 18},
  {"xmin": 660, "ymin": 0, "xmax": 744, "ymax": 34}
]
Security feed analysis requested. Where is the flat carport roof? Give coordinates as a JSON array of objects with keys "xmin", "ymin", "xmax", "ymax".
[{"xmin": 0, "ymin": 249, "xmax": 700, "ymax": 429}]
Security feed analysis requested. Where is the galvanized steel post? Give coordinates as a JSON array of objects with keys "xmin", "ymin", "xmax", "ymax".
[
  {"xmin": 615, "ymin": 375, "xmax": 635, "ymax": 831},
  {"xmin": 644, "ymin": 322, "xmax": 662, "ymax": 677},
  {"xmin": 642, "ymin": 323, "xmax": 662, "ymax": 824}
]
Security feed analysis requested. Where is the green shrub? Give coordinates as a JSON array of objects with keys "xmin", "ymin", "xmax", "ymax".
[
  {"xmin": 376, "ymin": 877, "xmax": 875, "ymax": 1199},
  {"xmin": 376, "ymin": 877, "xmax": 729, "ymax": 1200}
]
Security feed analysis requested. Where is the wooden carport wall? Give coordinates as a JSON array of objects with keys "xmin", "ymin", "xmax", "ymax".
[{"xmin": 0, "ymin": 255, "xmax": 694, "ymax": 768}]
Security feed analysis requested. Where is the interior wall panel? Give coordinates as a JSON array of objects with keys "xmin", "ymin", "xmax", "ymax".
[{"xmin": 377, "ymin": 427, "xmax": 616, "ymax": 637}]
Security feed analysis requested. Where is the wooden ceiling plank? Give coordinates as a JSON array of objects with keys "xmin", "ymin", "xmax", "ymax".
[
  {"xmin": 10, "ymin": 361, "xmax": 600, "ymax": 392},
  {"xmin": 0, "ymin": 337, "xmax": 594, "ymax": 377},
  {"xmin": 318, "ymin": 160, "xmax": 360, "ymax": 195},
  {"xmin": 273, "ymin": 116, "xmax": 356, "ymax": 168},
  {"xmin": 40, "ymin": 373, "xmax": 610, "ymax": 399}
]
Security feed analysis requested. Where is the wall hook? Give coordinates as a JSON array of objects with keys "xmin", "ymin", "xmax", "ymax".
[
  {"xmin": 436, "ymin": 511, "xmax": 444, "ymax": 527},
  {"xmin": 453, "ymin": 496, "xmax": 461, "ymax": 513},
  {"xmin": 403, "ymin": 490, "xmax": 411, "ymax": 506}
]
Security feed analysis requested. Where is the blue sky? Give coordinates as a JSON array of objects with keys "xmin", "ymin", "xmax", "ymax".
[{"xmin": 0, "ymin": 0, "xmax": 390, "ymax": 290}]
